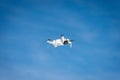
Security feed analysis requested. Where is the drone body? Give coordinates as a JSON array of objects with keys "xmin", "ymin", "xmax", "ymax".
[{"xmin": 47, "ymin": 35, "xmax": 73, "ymax": 48}]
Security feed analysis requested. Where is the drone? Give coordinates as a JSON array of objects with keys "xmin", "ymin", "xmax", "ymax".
[{"xmin": 47, "ymin": 35, "xmax": 73, "ymax": 48}]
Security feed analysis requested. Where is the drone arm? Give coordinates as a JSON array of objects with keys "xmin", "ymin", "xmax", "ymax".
[
  {"xmin": 61, "ymin": 35, "xmax": 65, "ymax": 42},
  {"xmin": 47, "ymin": 40, "xmax": 53, "ymax": 44},
  {"xmin": 70, "ymin": 43, "xmax": 72, "ymax": 48}
]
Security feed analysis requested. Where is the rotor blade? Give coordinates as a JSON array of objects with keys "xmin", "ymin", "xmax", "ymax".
[
  {"xmin": 61, "ymin": 34, "xmax": 64, "ymax": 36},
  {"xmin": 48, "ymin": 39, "xmax": 52, "ymax": 41},
  {"xmin": 70, "ymin": 40, "xmax": 74, "ymax": 42}
]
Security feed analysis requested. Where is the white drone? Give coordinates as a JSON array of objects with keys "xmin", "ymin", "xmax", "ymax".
[{"xmin": 47, "ymin": 35, "xmax": 73, "ymax": 48}]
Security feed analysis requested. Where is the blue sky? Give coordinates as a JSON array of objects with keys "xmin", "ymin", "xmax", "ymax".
[{"xmin": 0, "ymin": 0, "xmax": 120, "ymax": 80}]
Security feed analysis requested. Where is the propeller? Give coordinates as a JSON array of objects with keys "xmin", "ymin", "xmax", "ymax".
[
  {"xmin": 70, "ymin": 40, "xmax": 74, "ymax": 42},
  {"xmin": 48, "ymin": 39, "xmax": 52, "ymax": 41},
  {"xmin": 61, "ymin": 34, "xmax": 64, "ymax": 36}
]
